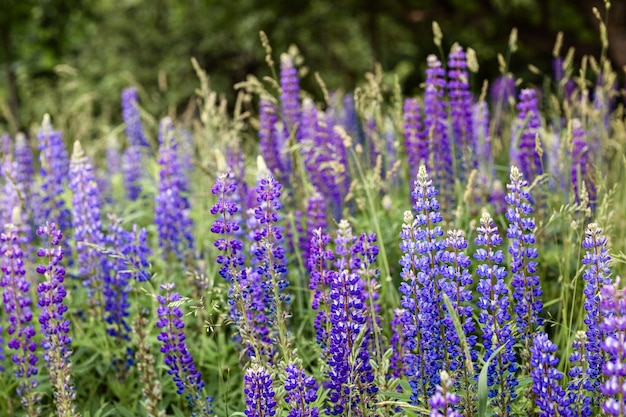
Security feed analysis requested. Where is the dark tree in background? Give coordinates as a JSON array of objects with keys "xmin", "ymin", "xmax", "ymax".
[{"xmin": 0, "ymin": 0, "xmax": 623, "ymax": 133}]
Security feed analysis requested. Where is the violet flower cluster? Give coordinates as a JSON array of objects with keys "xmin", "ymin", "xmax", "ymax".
[
  {"xmin": 1, "ymin": 224, "xmax": 40, "ymax": 413},
  {"xmin": 571, "ymin": 118, "xmax": 596, "ymax": 207},
  {"xmin": 326, "ymin": 268, "xmax": 376, "ymax": 415},
  {"xmin": 529, "ymin": 332, "xmax": 570, "ymax": 416},
  {"xmin": 259, "ymin": 97, "xmax": 286, "ymax": 179},
  {"xmin": 280, "ymin": 54, "xmax": 300, "ymax": 137},
  {"xmin": 447, "ymin": 44, "xmax": 475, "ymax": 181},
  {"xmin": 567, "ymin": 331, "xmax": 593, "ymax": 417},
  {"xmin": 252, "ymin": 175, "xmax": 289, "ymax": 313},
  {"xmin": 210, "ymin": 173, "xmax": 272, "ymax": 359},
  {"xmin": 36, "ymin": 117, "xmax": 72, "ymax": 254},
  {"xmin": 36, "ymin": 222, "xmax": 77, "ymax": 417},
  {"xmin": 69, "ymin": 141, "xmax": 105, "ymax": 305},
  {"xmin": 121, "ymin": 87, "xmax": 148, "ymax": 201},
  {"xmin": 211, "ymin": 173, "xmax": 245, "ymax": 283},
  {"xmin": 308, "ymin": 228, "xmax": 334, "ymax": 350},
  {"xmin": 155, "ymin": 117, "xmax": 195, "ymax": 261},
  {"xmin": 423, "ymin": 56, "xmax": 453, "ymax": 205},
  {"xmin": 428, "ymin": 371, "xmax": 462, "ymax": 417},
  {"xmin": 581, "ymin": 223, "xmax": 612, "ymax": 389},
  {"xmin": 156, "ymin": 283, "xmax": 211, "ymax": 415},
  {"xmin": 474, "ymin": 212, "xmax": 518, "ymax": 415},
  {"xmin": 301, "ymin": 192, "xmax": 327, "ymax": 268},
  {"xmin": 505, "ymin": 166, "xmax": 543, "ymax": 341},
  {"xmin": 512, "ymin": 88, "xmax": 543, "ymax": 183},
  {"xmin": 244, "ymin": 364, "xmax": 277, "ymax": 417},
  {"xmin": 284, "ymin": 363, "xmax": 319, "ymax": 417},
  {"xmin": 438, "ymin": 229, "xmax": 476, "ymax": 392},
  {"xmin": 599, "ymin": 279, "xmax": 626, "ymax": 416},
  {"xmin": 398, "ymin": 165, "xmax": 452, "ymax": 404}
]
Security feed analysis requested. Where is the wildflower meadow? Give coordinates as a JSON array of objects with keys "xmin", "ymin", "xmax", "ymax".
[{"xmin": 2, "ymin": 8, "xmax": 626, "ymax": 417}]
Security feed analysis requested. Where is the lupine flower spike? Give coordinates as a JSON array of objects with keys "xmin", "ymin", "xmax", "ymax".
[
  {"xmin": 511, "ymin": 88, "xmax": 543, "ymax": 183},
  {"xmin": 326, "ymin": 221, "xmax": 377, "ymax": 415},
  {"xmin": 155, "ymin": 283, "xmax": 212, "ymax": 416},
  {"xmin": 475, "ymin": 211, "xmax": 518, "ymax": 416},
  {"xmin": 398, "ymin": 164, "xmax": 447, "ymax": 404},
  {"xmin": 1, "ymin": 223, "xmax": 40, "ymax": 416},
  {"xmin": 505, "ymin": 166, "xmax": 543, "ymax": 347},
  {"xmin": 529, "ymin": 332, "xmax": 570, "ymax": 416},
  {"xmin": 428, "ymin": 371, "xmax": 462, "ymax": 417},
  {"xmin": 581, "ymin": 223, "xmax": 612, "ymax": 393},
  {"xmin": 244, "ymin": 364, "xmax": 277, "ymax": 417},
  {"xmin": 599, "ymin": 278, "xmax": 626, "ymax": 416},
  {"xmin": 36, "ymin": 115, "xmax": 72, "ymax": 257},
  {"xmin": 121, "ymin": 87, "xmax": 149, "ymax": 201},
  {"xmin": 155, "ymin": 117, "xmax": 195, "ymax": 262},
  {"xmin": 284, "ymin": 363, "xmax": 319, "ymax": 417},
  {"xmin": 210, "ymin": 173, "xmax": 271, "ymax": 360},
  {"xmin": 36, "ymin": 223, "xmax": 78, "ymax": 417},
  {"xmin": 567, "ymin": 331, "xmax": 593, "ymax": 416},
  {"xmin": 447, "ymin": 44, "xmax": 475, "ymax": 181},
  {"xmin": 69, "ymin": 141, "xmax": 105, "ymax": 311}
]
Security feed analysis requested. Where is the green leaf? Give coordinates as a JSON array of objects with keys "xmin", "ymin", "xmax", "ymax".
[
  {"xmin": 442, "ymin": 293, "xmax": 475, "ymax": 378},
  {"xmin": 478, "ymin": 344, "xmax": 507, "ymax": 417}
]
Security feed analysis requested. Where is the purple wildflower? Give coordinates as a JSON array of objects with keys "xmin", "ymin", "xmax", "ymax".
[
  {"xmin": 326, "ymin": 267, "xmax": 376, "ymax": 415},
  {"xmin": 36, "ymin": 116, "xmax": 72, "ymax": 254},
  {"xmin": 1, "ymin": 224, "xmax": 40, "ymax": 413},
  {"xmin": 122, "ymin": 146, "xmax": 143, "ymax": 201},
  {"xmin": 258, "ymin": 97, "xmax": 286, "ymax": 180},
  {"xmin": 567, "ymin": 331, "xmax": 593, "ymax": 417},
  {"xmin": 244, "ymin": 364, "xmax": 277, "ymax": 417},
  {"xmin": 308, "ymin": 228, "xmax": 334, "ymax": 350},
  {"xmin": 447, "ymin": 44, "xmax": 475, "ymax": 180},
  {"xmin": 439, "ymin": 229, "xmax": 476, "ymax": 406},
  {"xmin": 571, "ymin": 118, "xmax": 596, "ymax": 208},
  {"xmin": 102, "ymin": 219, "xmax": 133, "ymax": 343},
  {"xmin": 428, "ymin": 371, "xmax": 462, "ymax": 417},
  {"xmin": 581, "ymin": 223, "xmax": 611, "ymax": 389},
  {"xmin": 474, "ymin": 212, "xmax": 518, "ymax": 415},
  {"xmin": 252, "ymin": 175, "xmax": 289, "ymax": 311},
  {"xmin": 390, "ymin": 308, "xmax": 408, "ymax": 379},
  {"xmin": 505, "ymin": 166, "xmax": 543, "ymax": 342},
  {"xmin": 423, "ymin": 56, "xmax": 453, "ymax": 209},
  {"xmin": 511, "ymin": 88, "xmax": 543, "ymax": 182},
  {"xmin": 301, "ymin": 192, "xmax": 327, "ymax": 270},
  {"xmin": 599, "ymin": 279, "xmax": 626, "ymax": 416},
  {"xmin": 530, "ymin": 332, "xmax": 571, "ymax": 416},
  {"xmin": 36, "ymin": 222, "xmax": 77, "ymax": 417},
  {"xmin": 210, "ymin": 173, "xmax": 272, "ymax": 359},
  {"xmin": 398, "ymin": 165, "xmax": 447, "ymax": 404},
  {"xmin": 155, "ymin": 117, "xmax": 195, "ymax": 261},
  {"xmin": 155, "ymin": 283, "xmax": 211, "ymax": 415},
  {"xmin": 211, "ymin": 173, "xmax": 245, "ymax": 283},
  {"xmin": 69, "ymin": 141, "xmax": 105, "ymax": 306},
  {"xmin": 121, "ymin": 87, "xmax": 149, "ymax": 148},
  {"xmin": 284, "ymin": 363, "xmax": 319, "ymax": 417},
  {"xmin": 280, "ymin": 54, "xmax": 300, "ymax": 135}
]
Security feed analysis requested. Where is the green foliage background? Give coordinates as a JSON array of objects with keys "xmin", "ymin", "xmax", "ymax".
[{"xmin": 1, "ymin": 0, "xmax": 621, "ymax": 135}]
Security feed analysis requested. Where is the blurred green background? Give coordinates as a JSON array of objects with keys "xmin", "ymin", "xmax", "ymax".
[{"xmin": 1, "ymin": 0, "xmax": 623, "ymax": 134}]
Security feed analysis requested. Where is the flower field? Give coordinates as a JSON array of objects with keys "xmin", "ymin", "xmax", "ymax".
[{"xmin": 1, "ymin": 20, "xmax": 626, "ymax": 417}]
